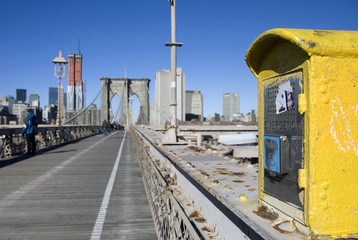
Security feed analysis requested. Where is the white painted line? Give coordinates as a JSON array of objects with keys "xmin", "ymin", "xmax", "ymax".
[
  {"xmin": 90, "ymin": 131, "xmax": 126, "ymax": 240},
  {"xmin": 0, "ymin": 132, "xmax": 116, "ymax": 212}
]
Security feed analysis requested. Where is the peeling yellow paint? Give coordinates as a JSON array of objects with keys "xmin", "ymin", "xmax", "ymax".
[
  {"xmin": 239, "ymin": 193, "xmax": 248, "ymax": 201},
  {"xmin": 246, "ymin": 28, "xmax": 358, "ymax": 237}
]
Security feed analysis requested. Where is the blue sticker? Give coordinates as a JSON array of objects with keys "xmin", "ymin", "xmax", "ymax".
[{"xmin": 264, "ymin": 136, "xmax": 281, "ymax": 173}]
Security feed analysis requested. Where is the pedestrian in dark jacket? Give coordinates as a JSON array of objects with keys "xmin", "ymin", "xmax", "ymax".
[
  {"xmin": 24, "ymin": 109, "xmax": 38, "ymax": 155},
  {"xmin": 102, "ymin": 119, "xmax": 108, "ymax": 135}
]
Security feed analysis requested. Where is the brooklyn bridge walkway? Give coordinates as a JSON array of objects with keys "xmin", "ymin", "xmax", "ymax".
[{"xmin": 0, "ymin": 131, "xmax": 157, "ymax": 240}]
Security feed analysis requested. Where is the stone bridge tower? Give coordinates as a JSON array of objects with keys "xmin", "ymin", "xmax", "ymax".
[{"xmin": 100, "ymin": 78, "xmax": 150, "ymax": 126}]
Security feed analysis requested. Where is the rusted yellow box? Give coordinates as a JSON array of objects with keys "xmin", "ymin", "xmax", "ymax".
[{"xmin": 246, "ymin": 29, "xmax": 358, "ymax": 238}]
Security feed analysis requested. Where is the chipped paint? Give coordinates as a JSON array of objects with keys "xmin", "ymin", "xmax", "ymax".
[
  {"xmin": 239, "ymin": 193, "xmax": 248, "ymax": 201},
  {"xmin": 330, "ymin": 98, "xmax": 358, "ymax": 155}
]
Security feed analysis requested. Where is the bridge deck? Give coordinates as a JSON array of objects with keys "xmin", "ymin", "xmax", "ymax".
[{"xmin": 0, "ymin": 131, "xmax": 156, "ymax": 240}]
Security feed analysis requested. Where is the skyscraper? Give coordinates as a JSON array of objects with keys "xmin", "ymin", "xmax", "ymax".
[
  {"xmin": 186, "ymin": 89, "xmax": 203, "ymax": 120},
  {"xmin": 154, "ymin": 68, "xmax": 185, "ymax": 126},
  {"xmin": 191, "ymin": 89, "xmax": 203, "ymax": 117},
  {"xmin": 223, "ymin": 92, "xmax": 240, "ymax": 121},
  {"xmin": 29, "ymin": 92, "xmax": 40, "ymax": 108},
  {"xmin": 67, "ymin": 53, "xmax": 83, "ymax": 111},
  {"xmin": 49, "ymin": 87, "xmax": 58, "ymax": 105},
  {"xmin": 6, "ymin": 95, "xmax": 15, "ymax": 114},
  {"xmin": 16, "ymin": 89, "xmax": 26, "ymax": 103}
]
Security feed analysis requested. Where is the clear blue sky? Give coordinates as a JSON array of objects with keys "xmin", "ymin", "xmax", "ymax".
[{"xmin": 0, "ymin": 0, "xmax": 357, "ymax": 118}]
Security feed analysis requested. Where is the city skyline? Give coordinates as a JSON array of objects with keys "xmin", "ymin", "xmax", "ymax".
[{"xmin": 0, "ymin": 0, "xmax": 357, "ymax": 117}]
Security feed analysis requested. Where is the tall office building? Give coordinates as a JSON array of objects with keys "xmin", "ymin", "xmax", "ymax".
[
  {"xmin": 5, "ymin": 96, "xmax": 15, "ymax": 114},
  {"xmin": 49, "ymin": 87, "xmax": 58, "ymax": 105},
  {"xmin": 153, "ymin": 68, "xmax": 185, "ymax": 126},
  {"xmin": 67, "ymin": 53, "xmax": 84, "ymax": 111},
  {"xmin": 12, "ymin": 102, "xmax": 29, "ymax": 124},
  {"xmin": 185, "ymin": 89, "xmax": 203, "ymax": 120},
  {"xmin": 191, "ymin": 89, "xmax": 203, "ymax": 117},
  {"xmin": 222, "ymin": 92, "xmax": 240, "ymax": 121},
  {"xmin": 16, "ymin": 89, "xmax": 26, "ymax": 103},
  {"xmin": 29, "ymin": 92, "xmax": 40, "ymax": 108}
]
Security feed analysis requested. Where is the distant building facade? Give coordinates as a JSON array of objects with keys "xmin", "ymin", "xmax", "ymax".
[
  {"xmin": 153, "ymin": 68, "xmax": 185, "ymax": 126},
  {"xmin": 86, "ymin": 104, "xmax": 101, "ymax": 125},
  {"xmin": 49, "ymin": 87, "xmax": 58, "ymax": 105},
  {"xmin": 6, "ymin": 95, "xmax": 16, "ymax": 114},
  {"xmin": 45, "ymin": 104, "xmax": 57, "ymax": 125},
  {"xmin": 222, "ymin": 92, "xmax": 240, "ymax": 121},
  {"xmin": 29, "ymin": 92, "xmax": 40, "ymax": 108},
  {"xmin": 0, "ymin": 105, "xmax": 17, "ymax": 125},
  {"xmin": 12, "ymin": 102, "xmax": 29, "ymax": 124},
  {"xmin": 16, "ymin": 89, "xmax": 26, "ymax": 103},
  {"xmin": 185, "ymin": 89, "xmax": 203, "ymax": 121},
  {"xmin": 67, "ymin": 53, "xmax": 84, "ymax": 112}
]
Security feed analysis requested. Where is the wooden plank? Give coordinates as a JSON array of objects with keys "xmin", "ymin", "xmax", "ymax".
[{"xmin": 0, "ymin": 132, "xmax": 156, "ymax": 239}]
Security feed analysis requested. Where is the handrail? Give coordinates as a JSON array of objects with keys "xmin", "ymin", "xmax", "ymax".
[{"xmin": 0, "ymin": 125, "xmax": 101, "ymax": 158}]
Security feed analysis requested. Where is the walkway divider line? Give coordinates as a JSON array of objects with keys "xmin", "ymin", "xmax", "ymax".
[
  {"xmin": 90, "ymin": 131, "xmax": 127, "ymax": 240},
  {"xmin": 0, "ymin": 132, "xmax": 116, "ymax": 213}
]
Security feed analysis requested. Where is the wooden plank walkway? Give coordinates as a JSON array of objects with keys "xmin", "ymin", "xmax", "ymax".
[{"xmin": 0, "ymin": 131, "xmax": 157, "ymax": 240}]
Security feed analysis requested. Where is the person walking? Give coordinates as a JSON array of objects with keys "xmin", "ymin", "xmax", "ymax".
[
  {"xmin": 102, "ymin": 119, "xmax": 108, "ymax": 135},
  {"xmin": 24, "ymin": 108, "xmax": 38, "ymax": 155}
]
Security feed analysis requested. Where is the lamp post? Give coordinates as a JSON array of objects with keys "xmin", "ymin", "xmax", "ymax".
[
  {"xmin": 162, "ymin": 0, "xmax": 183, "ymax": 144},
  {"xmin": 52, "ymin": 51, "xmax": 68, "ymax": 126}
]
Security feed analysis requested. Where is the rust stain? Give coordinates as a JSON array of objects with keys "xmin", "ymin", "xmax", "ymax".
[
  {"xmin": 194, "ymin": 217, "xmax": 206, "ymax": 223},
  {"xmin": 189, "ymin": 211, "xmax": 199, "ymax": 219},
  {"xmin": 217, "ymin": 170, "xmax": 245, "ymax": 177},
  {"xmin": 172, "ymin": 172, "xmax": 177, "ymax": 185},
  {"xmin": 200, "ymin": 170, "xmax": 210, "ymax": 177},
  {"xmin": 232, "ymin": 172, "xmax": 245, "ymax": 176},
  {"xmin": 164, "ymin": 185, "xmax": 172, "ymax": 192},
  {"xmin": 248, "ymin": 188, "xmax": 256, "ymax": 192},
  {"xmin": 273, "ymin": 221, "xmax": 297, "ymax": 234},
  {"xmin": 216, "ymin": 167, "xmax": 227, "ymax": 171},
  {"xmin": 201, "ymin": 226, "xmax": 212, "ymax": 232},
  {"xmin": 188, "ymin": 146, "xmax": 204, "ymax": 153},
  {"xmin": 233, "ymin": 180, "xmax": 244, "ymax": 183},
  {"xmin": 253, "ymin": 205, "xmax": 278, "ymax": 221},
  {"xmin": 189, "ymin": 210, "xmax": 206, "ymax": 223}
]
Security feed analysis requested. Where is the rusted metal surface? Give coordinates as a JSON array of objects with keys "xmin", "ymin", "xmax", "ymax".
[{"xmin": 0, "ymin": 125, "xmax": 101, "ymax": 158}]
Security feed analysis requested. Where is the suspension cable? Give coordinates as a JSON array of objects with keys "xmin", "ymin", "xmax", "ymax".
[
  {"xmin": 63, "ymin": 84, "xmax": 103, "ymax": 125},
  {"xmin": 145, "ymin": 84, "xmax": 171, "ymax": 122}
]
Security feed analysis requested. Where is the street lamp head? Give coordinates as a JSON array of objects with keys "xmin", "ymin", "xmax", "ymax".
[
  {"xmin": 53, "ymin": 51, "xmax": 67, "ymax": 79},
  {"xmin": 52, "ymin": 51, "xmax": 67, "ymax": 126},
  {"xmin": 56, "ymin": 64, "xmax": 64, "ymax": 75},
  {"xmin": 52, "ymin": 51, "xmax": 68, "ymax": 64}
]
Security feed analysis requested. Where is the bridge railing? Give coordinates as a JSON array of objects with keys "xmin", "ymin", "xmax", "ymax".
[
  {"xmin": 131, "ymin": 126, "xmax": 201, "ymax": 240},
  {"xmin": 0, "ymin": 125, "xmax": 101, "ymax": 158}
]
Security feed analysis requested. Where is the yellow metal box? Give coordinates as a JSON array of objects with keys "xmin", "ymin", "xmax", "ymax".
[{"xmin": 246, "ymin": 29, "xmax": 358, "ymax": 238}]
